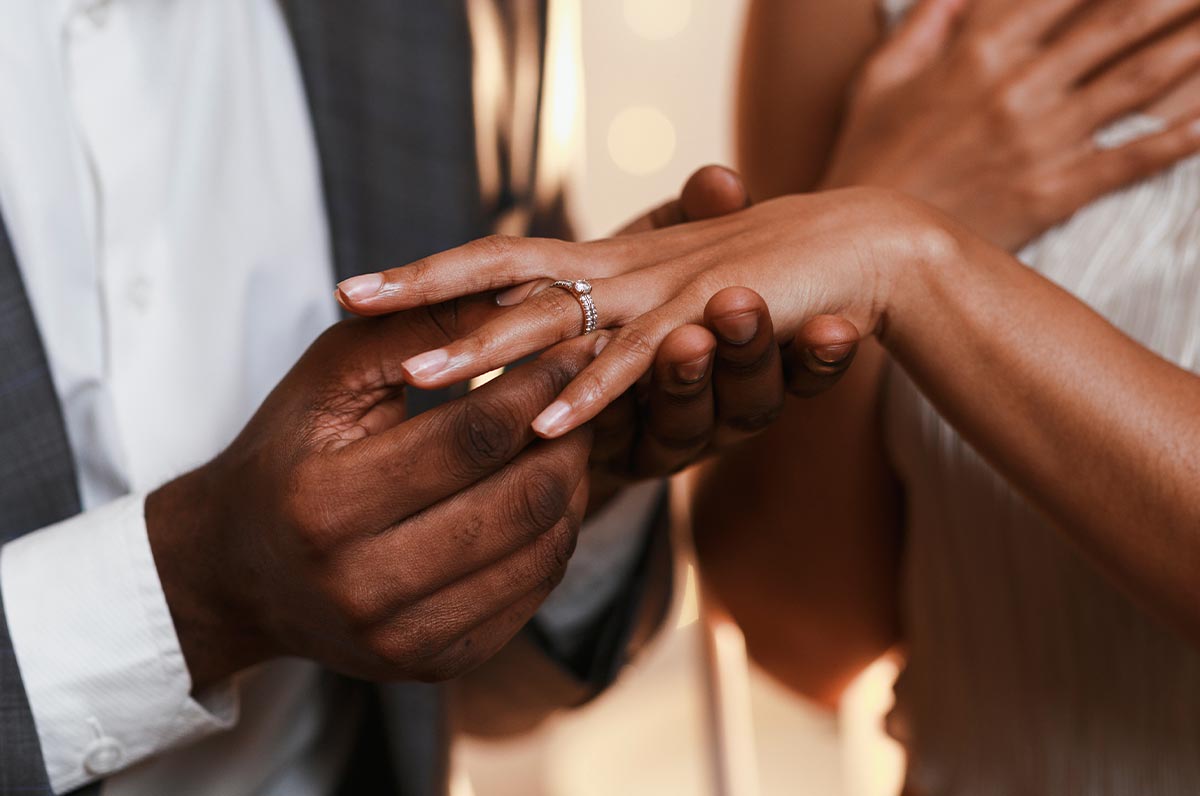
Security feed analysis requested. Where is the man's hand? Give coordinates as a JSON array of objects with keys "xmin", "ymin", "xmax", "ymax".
[
  {"xmin": 333, "ymin": 165, "xmax": 861, "ymax": 508},
  {"xmin": 145, "ymin": 307, "xmax": 599, "ymax": 690}
]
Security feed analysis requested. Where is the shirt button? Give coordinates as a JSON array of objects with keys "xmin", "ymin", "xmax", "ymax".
[
  {"xmin": 82, "ymin": 737, "xmax": 124, "ymax": 776},
  {"xmin": 73, "ymin": 0, "xmax": 112, "ymax": 27},
  {"xmin": 126, "ymin": 275, "xmax": 152, "ymax": 311}
]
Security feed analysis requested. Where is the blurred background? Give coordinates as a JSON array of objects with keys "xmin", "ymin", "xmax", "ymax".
[{"xmin": 454, "ymin": 2, "xmax": 905, "ymax": 794}]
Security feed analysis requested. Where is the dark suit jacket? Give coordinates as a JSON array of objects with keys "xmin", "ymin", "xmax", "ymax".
[{"xmin": 0, "ymin": 3, "xmax": 661, "ymax": 794}]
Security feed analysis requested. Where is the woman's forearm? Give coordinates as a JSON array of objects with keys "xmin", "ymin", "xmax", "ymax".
[{"xmin": 884, "ymin": 216, "xmax": 1200, "ymax": 641}]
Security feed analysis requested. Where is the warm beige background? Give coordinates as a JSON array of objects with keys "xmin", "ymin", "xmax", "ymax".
[{"xmin": 456, "ymin": 2, "xmax": 903, "ymax": 793}]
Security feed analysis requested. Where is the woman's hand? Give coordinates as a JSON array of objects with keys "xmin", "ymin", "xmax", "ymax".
[
  {"xmin": 825, "ymin": 0, "xmax": 1200, "ymax": 250},
  {"xmin": 336, "ymin": 187, "xmax": 942, "ymax": 438}
]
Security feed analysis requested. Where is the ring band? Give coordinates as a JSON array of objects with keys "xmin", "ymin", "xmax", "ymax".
[{"xmin": 549, "ymin": 279, "xmax": 598, "ymax": 336}]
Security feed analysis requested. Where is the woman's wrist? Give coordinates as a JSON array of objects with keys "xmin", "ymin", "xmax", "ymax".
[
  {"xmin": 871, "ymin": 196, "xmax": 1008, "ymax": 361},
  {"xmin": 841, "ymin": 188, "xmax": 967, "ymax": 343}
]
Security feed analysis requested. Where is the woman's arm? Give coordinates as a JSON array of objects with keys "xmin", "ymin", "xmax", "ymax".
[
  {"xmin": 737, "ymin": 0, "xmax": 882, "ymax": 198},
  {"xmin": 885, "ymin": 220, "xmax": 1200, "ymax": 642}
]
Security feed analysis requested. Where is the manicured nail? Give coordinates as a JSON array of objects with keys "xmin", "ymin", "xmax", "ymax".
[
  {"xmin": 337, "ymin": 273, "xmax": 384, "ymax": 302},
  {"xmin": 532, "ymin": 400, "xmax": 573, "ymax": 438},
  {"xmin": 673, "ymin": 355, "xmax": 710, "ymax": 384},
  {"xmin": 812, "ymin": 343, "xmax": 854, "ymax": 365},
  {"xmin": 402, "ymin": 349, "xmax": 450, "ymax": 381},
  {"xmin": 495, "ymin": 283, "xmax": 537, "ymax": 307},
  {"xmin": 713, "ymin": 311, "xmax": 758, "ymax": 345},
  {"xmin": 594, "ymin": 334, "xmax": 610, "ymax": 356}
]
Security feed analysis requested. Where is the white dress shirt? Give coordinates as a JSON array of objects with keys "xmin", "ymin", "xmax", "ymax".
[
  {"xmin": 0, "ymin": 1, "xmax": 657, "ymax": 794},
  {"xmin": 0, "ymin": 1, "xmax": 347, "ymax": 793}
]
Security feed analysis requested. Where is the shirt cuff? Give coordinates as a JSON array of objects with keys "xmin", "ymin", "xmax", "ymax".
[
  {"xmin": 0, "ymin": 493, "xmax": 237, "ymax": 793},
  {"xmin": 536, "ymin": 478, "xmax": 665, "ymax": 653}
]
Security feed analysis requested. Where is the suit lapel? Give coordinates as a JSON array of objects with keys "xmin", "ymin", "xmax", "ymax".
[
  {"xmin": 0, "ymin": 208, "xmax": 85, "ymax": 796},
  {"xmin": 0, "ymin": 213, "xmax": 80, "ymax": 543},
  {"xmin": 281, "ymin": 0, "xmax": 487, "ymax": 285}
]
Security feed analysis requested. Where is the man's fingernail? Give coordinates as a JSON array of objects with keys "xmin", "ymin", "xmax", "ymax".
[
  {"xmin": 714, "ymin": 311, "xmax": 758, "ymax": 345},
  {"xmin": 812, "ymin": 343, "xmax": 854, "ymax": 365},
  {"xmin": 337, "ymin": 273, "xmax": 384, "ymax": 302},
  {"xmin": 495, "ymin": 283, "xmax": 537, "ymax": 307},
  {"xmin": 673, "ymin": 355, "xmax": 710, "ymax": 384},
  {"xmin": 533, "ymin": 400, "xmax": 573, "ymax": 438},
  {"xmin": 402, "ymin": 349, "xmax": 450, "ymax": 381},
  {"xmin": 594, "ymin": 334, "xmax": 611, "ymax": 356}
]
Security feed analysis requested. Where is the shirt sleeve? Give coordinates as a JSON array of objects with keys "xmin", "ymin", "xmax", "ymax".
[
  {"xmin": 0, "ymin": 493, "xmax": 238, "ymax": 794},
  {"xmin": 535, "ymin": 478, "xmax": 666, "ymax": 654}
]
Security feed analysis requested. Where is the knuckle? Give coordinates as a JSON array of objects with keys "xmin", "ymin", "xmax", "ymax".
[
  {"xmin": 960, "ymin": 35, "xmax": 1004, "ymax": 79},
  {"xmin": 611, "ymin": 324, "xmax": 659, "ymax": 364},
  {"xmin": 367, "ymin": 615, "xmax": 451, "ymax": 674},
  {"xmin": 384, "ymin": 568, "xmax": 429, "ymax": 606},
  {"xmin": 445, "ymin": 400, "xmax": 520, "ymax": 477},
  {"xmin": 473, "ymin": 233, "xmax": 518, "ymax": 259},
  {"xmin": 653, "ymin": 425, "xmax": 711, "ymax": 454},
  {"xmin": 281, "ymin": 475, "xmax": 343, "ymax": 555},
  {"xmin": 363, "ymin": 624, "xmax": 408, "ymax": 668},
  {"xmin": 724, "ymin": 405, "xmax": 783, "ymax": 434},
  {"xmin": 532, "ymin": 521, "xmax": 577, "ymax": 585},
  {"xmin": 990, "ymin": 82, "xmax": 1028, "ymax": 122},
  {"xmin": 1018, "ymin": 173, "xmax": 1072, "ymax": 225},
  {"xmin": 404, "ymin": 260, "xmax": 438, "ymax": 302},
  {"xmin": 417, "ymin": 639, "xmax": 479, "ymax": 683},
  {"xmin": 686, "ymin": 269, "xmax": 731, "ymax": 304},
  {"xmin": 535, "ymin": 285, "xmax": 580, "ymax": 328},
  {"xmin": 568, "ymin": 369, "xmax": 609, "ymax": 409},
  {"xmin": 332, "ymin": 580, "xmax": 386, "ymax": 633},
  {"xmin": 513, "ymin": 470, "xmax": 572, "ymax": 533}
]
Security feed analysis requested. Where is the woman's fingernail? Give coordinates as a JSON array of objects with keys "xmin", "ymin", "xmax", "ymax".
[
  {"xmin": 337, "ymin": 273, "xmax": 384, "ymax": 302},
  {"xmin": 673, "ymin": 355, "xmax": 710, "ymax": 384},
  {"xmin": 594, "ymin": 334, "xmax": 611, "ymax": 356},
  {"xmin": 532, "ymin": 400, "xmax": 573, "ymax": 438},
  {"xmin": 714, "ymin": 311, "xmax": 758, "ymax": 345},
  {"xmin": 812, "ymin": 343, "xmax": 854, "ymax": 365},
  {"xmin": 496, "ymin": 283, "xmax": 537, "ymax": 307},
  {"xmin": 402, "ymin": 349, "xmax": 450, "ymax": 381}
]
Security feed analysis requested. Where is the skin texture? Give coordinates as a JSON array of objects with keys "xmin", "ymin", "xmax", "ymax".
[
  {"xmin": 335, "ymin": 0, "xmax": 1200, "ymax": 705},
  {"xmin": 338, "ymin": 165, "xmax": 861, "ymax": 507},
  {"xmin": 146, "ymin": 166, "xmax": 848, "ymax": 717},
  {"xmin": 823, "ymin": 0, "xmax": 1200, "ymax": 250},
  {"xmin": 147, "ymin": 308, "xmax": 599, "ymax": 690}
]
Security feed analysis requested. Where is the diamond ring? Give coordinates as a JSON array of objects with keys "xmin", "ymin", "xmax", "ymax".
[{"xmin": 548, "ymin": 279, "xmax": 599, "ymax": 336}]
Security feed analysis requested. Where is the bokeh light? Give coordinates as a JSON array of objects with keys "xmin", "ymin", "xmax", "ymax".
[
  {"xmin": 607, "ymin": 106, "xmax": 677, "ymax": 176},
  {"xmin": 622, "ymin": 0, "xmax": 693, "ymax": 40}
]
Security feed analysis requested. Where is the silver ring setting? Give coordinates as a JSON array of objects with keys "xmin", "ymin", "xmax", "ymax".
[{"xmin": 550, "ymin": 279, "xmax": 598, "ymax": 336}]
